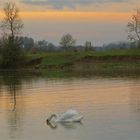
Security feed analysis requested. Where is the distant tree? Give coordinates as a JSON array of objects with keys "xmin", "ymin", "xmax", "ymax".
[
  {"xmin": 38, "ymin": 40, "xmax": 48, "ymax": 48},
  {"xmin": 0, "ymin": 2, "xmax": 24, "ymax": 68},
  {"xmin": 103, "ymin": 42, "xmax": 131, "ymax": 50},
  {"xmin": 84, "ymin": 41, "xmax": 92, "ymax": 51},
  {"xmin": 17, "ymin": 36, "xmax": 34, "ymax": 51},
  {"xmin": 127, "ymin": 9, "xmax": 140, "ymax": 47},
  {"xmin": 60, "ymin": 34, "xmax": 76, "ymax": 48},
  {"xmin": 47, "ymin": 43, "xmax": 56, "ymax": 51}
]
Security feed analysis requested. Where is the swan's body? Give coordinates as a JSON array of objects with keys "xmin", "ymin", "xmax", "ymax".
[{"xmin": 47, "ymin": 109, "xmax": 83, "ymax": 123}]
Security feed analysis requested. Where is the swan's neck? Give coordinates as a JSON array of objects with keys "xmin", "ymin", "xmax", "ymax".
[{"xmin": 47, "ymin": 114, "xmax": 57, "ymax": 122}]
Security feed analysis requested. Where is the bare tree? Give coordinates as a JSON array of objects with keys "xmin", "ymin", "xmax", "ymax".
[
  {"xmin": 127, "ymin": 9, "xmax": 140, "ymax": 44},
  {"xmin": 60, "ymin": 34, "xmax": 76, "ymax": 48},
  {"xmin": 0, "ymin": 2, "xmax": 24, "ymax": 68},
  {"xmin": 1, "ymin": 2, "xmax": 24, "ymax": 39}
]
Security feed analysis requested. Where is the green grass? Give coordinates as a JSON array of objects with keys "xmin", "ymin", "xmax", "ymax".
[
  {"xmin": 28, "ymin": 48, "xmax": 140, "ymax": 58},
  {"xmin": 26, "ymin": 48, "xmax": 140, "ymax": 69},
  {"xmin": 0, "ymin": 48, "xmax": 139, "ymax": 77}
]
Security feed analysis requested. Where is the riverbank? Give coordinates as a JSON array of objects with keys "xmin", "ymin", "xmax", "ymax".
[
  {"xmin": 0, "ymin": 48, "xmax": 140, "ymax": 73},
  {"xmin": 25, "ymin": 49, "xmax": 140, "ymax": 71}
]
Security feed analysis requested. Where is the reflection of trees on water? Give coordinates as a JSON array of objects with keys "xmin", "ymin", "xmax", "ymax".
[
  {"xmin": 1, "ymin": 71, "xmax": 24, "ymax": 138},
  {"xmin": 0, "ymin": 70, "xmax": 41, "ymax": 110},
  {"xmin": 0, "ymin": 70, "xmax": 41, "ymax": 139},
  {"xmin": 2, "ymin": 71, "xmax": 22, "ymax": 111}
]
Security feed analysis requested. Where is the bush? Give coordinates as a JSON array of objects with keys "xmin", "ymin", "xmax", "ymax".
[{"xmin": 1, "ymin": 37, "xmax": 25, "ymax": 68}]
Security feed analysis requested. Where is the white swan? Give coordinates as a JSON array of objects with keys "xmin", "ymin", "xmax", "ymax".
[{"xmin": 47, "ymin": 109, "xmax": 83, "ymax": 123}]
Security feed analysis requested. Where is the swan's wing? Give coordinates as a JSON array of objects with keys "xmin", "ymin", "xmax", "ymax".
[
  {"xmin": 58, "ymin": 109, "xmax": 79, "ymax": 121},
  {"xmin": 72, "ymin": 115, "xmax": 84, "ymax": 122}
]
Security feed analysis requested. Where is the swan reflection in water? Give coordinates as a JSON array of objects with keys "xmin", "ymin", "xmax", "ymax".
[{"xmin": 46, "ymin": 109, "xmax": 83, "ymax": 129}]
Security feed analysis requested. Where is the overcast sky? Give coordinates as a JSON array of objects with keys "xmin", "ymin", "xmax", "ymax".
[{"xmin": 0, "ymin": 0, "xmax": 139, "ymax": 45}]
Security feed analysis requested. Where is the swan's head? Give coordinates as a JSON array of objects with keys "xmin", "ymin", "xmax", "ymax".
[{"xmin": 47, "ymin": 114, "xmax": 57, "ymax": 123}]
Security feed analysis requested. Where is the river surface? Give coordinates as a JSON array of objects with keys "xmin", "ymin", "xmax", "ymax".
[{"xmin": 0, "ymin": 71, "xmax": 140, "ymax": 140}]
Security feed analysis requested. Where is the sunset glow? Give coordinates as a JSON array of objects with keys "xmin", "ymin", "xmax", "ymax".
[
  {"xmin": 19, "ymin": 11, "xmax": 131, "ymax": 23},
  {"xmin": 0, "ymin": 0, "xmax": 139, "ymax": 45}
]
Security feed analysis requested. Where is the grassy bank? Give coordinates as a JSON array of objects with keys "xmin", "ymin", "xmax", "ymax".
[{"xmin": 26, "ymin": 49, "xmax": 140, "ymax": 71}]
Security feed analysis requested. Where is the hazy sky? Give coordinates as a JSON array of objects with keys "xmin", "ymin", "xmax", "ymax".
[{"xmin": 0, "ymin": 0, "xmax": 140, "ymax": 45}]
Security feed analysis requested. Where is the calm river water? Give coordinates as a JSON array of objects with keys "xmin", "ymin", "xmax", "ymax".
[{"xmin": 0, "ymin": 71, "xmax": 140, "ymax": 140}]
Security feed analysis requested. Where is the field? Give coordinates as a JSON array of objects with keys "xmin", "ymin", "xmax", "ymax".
[{"xmin": 26, "ymin": 49, "xmax": 140, "ymax": 71}]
